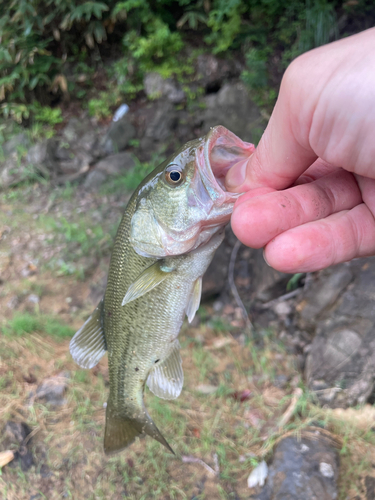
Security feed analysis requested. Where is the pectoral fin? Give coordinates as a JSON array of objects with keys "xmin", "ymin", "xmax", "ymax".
[
  {"xmin": 122, "ymin": 261, "xmax": 174, "ymax": 306},
  {"xmin": 146, "ymin": 340, "xmax": 183, "ymax": 400},
  {"xmin": 186, "ymin": 277, "xmax": 202, "ymax": 323},
  {"xmin": 70, "ymin": 300, "xmax": 106, "ymax": 369}
]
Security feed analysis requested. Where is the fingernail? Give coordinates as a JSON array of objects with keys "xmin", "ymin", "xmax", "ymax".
[
  {"xmin": 225, "ymin": 157, "xmax": 251, "ymax": 190},
  {"xmin": 263, "ymin": 249, "xmax": 270, "ymax": 267}
]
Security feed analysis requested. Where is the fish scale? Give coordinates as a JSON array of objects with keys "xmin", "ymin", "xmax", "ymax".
[{"xmin": 69, "ymin": 126, "xmax": 255, "ymax": 454}]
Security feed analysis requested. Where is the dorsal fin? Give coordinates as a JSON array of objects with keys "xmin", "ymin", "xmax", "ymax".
[
  {"xmin": 69, "ymin": 300, "xmax": 106, "ymax": 369},
  {"xmin": 146, "ymin": 340, "xmax": 183, "ymax": 400}
]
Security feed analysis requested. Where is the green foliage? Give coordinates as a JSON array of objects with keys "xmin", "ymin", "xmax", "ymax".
[
  {"xmin": 0, "ymin": 0, "xmax": 372, "ymax": 121},
  {"xmin": 4, "ymin": 313, "xmax": 41, "ymax": 337},
  {"xmin": 3, "ymin": 312, "xmax": 74, "ymax": 339},
  {"xmin": 87, "ymin": 87, "xmax": 121, "ymax": 119},
  {"xmin": 30, "ymin": 102, "xmax": 63, "ymax": 126}
]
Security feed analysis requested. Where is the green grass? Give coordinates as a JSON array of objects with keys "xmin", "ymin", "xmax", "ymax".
[
  {"xmin": 99, "ymin": 158, "xmax": 156, "ymax": 195},
  {"xmin": 3, "ymin": 312, "xmax": 74, "ymax": 339}
]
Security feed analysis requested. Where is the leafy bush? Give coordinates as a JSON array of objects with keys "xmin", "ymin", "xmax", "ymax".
[{"xmin": 0, "ymin": 0, "xmax": 374, "ymax": 120}]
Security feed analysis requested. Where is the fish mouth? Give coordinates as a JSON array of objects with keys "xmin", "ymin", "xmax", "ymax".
[
  {"xmin": 196, "ymin": 125, "xmax": 255, "ymax": 219},
  {"xmin": 200, "ymin": 125, "xmax": 255, "ymax": 205}
]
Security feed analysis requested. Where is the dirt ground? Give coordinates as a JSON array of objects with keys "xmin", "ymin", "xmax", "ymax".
[{"xmin": 1, "ymin": 180, "xmax": 375, "ymax": 500}]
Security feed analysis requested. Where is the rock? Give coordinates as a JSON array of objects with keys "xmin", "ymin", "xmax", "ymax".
[
  {"xmin": 302, "ymin": 258, "xmax": 375, "ymax": 407},
  {"xmin": 200, "ymin": 82, "xmax": 265, "ymax": 143},
  {"xmin": 366, "ymin": 476, "xmax": 375, "ymax": 500},
  {"xmin": 242, "ymin": 247, "xmax": 290, "ymax": 303},
  {"xmin": 144, "ymin": 72, "xmax": 185, "ymax": 104},
  {"xmin": 27, "ymin": 294, "xmax": 39, "ymax": 304},
  {"xmin": 2, "ymin": 421, "xmax": 30, "ymax": 445},
  {"xmin": 83, "ymin": 170, "xmax": 107, "ymax": 190},
  {"xmin": 93, "ymin": 152, "xmax": 136, "ymax": 176},
  {"xmin": 248, "ymin": 461, "xmax": 268, "ymax": 488},
  {"xmin": 1, "ymin": 421, "xmax": 34, "ymax": 471},
  {"xmin": 298, "ymin": 264, "xmax": 353, "ymax": 323},
  {"xmin": 27, "ymin": 139, "xmax": 56, "ymax": 167},
  {"xmin": 0, "ymin": 155, "xmax": 24, "ymax": 189},
  {"xmin": 251, "ymin": 428, "xmax": 339, "ymax": 500},
  {"xmin": 202, "ymin": 227, "xmax": 237, "ymax": 298},
  {"xmin": 143, "ymin": 100, "xmax": 177, "ymax": 144},
  {"xmin": 36, "ymin": 372, "xmax": 70, "ymax": 406},
  {"xmin": 196, "ymin": 54, "xmax": 242, "ymax": 90},
  {"xmin": 84, "ymin": 152, "xmax": 136, "ymax": 189},
  {"xmin": 62, "ymin": 117, "xmax": 89, "ymax": 142},
  {"xmin": 100, "ymin": 115, "xmax": 135, "ymax": 155},
  {"xmin": 2, "ymin": 133, "xmax": 30, "ymax": 156}
]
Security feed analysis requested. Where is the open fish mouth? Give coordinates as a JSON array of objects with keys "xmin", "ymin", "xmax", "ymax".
[{"xmin": 197, "ymin": 125, "xmax": 255, "ymax": 215}]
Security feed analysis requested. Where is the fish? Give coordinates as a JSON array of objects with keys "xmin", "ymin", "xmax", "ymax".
[{"xmin": 69, "ymin": 125, "xmax": 255, "ymax": 454}]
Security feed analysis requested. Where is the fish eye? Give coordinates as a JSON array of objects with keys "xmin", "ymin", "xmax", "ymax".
[{"xmin": 165, "ymin": 165, "xmax": 184, "ymax": 186}]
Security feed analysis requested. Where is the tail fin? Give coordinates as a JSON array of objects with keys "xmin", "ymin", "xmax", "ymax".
[{"xmin": 104, "ymin": 399, "xmax": 174, "ymax": 455}]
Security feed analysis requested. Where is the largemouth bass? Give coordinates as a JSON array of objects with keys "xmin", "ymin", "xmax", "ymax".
[{"xmin": 70, "ymin": 126, "xmax": 254, "ymax": 454}]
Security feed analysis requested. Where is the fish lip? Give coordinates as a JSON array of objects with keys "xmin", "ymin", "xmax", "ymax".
[{"xmin": 201, "ymin": 126, "xmax": 241, "ymax": 205}]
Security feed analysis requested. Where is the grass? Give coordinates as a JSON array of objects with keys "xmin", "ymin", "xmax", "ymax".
[
  {"xmin": 0, "ymin": 314, "xmax": 374, "ymax": 499},
  {"xmin": 1, "ymin": 167, "xmax": 375, "ymax": 499},
  {"xmin": 3, "ymin": 312, "xmax": 75, "ymax": 340}
]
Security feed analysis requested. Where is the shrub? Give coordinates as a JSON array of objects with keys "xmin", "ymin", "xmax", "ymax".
[{"xmin": 1, "ymin": 0, "xmax": 374, "ymax": 121}]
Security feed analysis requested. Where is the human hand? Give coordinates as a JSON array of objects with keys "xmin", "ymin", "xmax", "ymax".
[{"xmin": 225, "ymin": 28, "xmax": 375, "ymax": 273}]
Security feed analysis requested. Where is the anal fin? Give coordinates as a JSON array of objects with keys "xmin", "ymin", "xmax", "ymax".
[
  {"xmin": 146, "ymin": 340, "xmax": 183, "ymax": 400},
  {"xmin": 69, "ymin": 300, "xmax": 106, "ymax": 369}
]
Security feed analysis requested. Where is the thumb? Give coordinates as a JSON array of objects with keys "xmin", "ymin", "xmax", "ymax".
[{"xmin": 225, "ymin": 59, "xmax": 319, "ymax": 193}]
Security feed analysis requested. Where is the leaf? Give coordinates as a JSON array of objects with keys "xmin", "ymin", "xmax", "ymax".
[
  {"xmin": 0, "ymin": 450, "xmax": 15, "ymax": 468},
  {"xmin": 230, "ymin": 389, "xmax": 252, "ymax": 402}
]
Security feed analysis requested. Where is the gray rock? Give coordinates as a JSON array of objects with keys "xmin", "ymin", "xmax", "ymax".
[
  {"xmin": 365, "ymin": 476, "xmax": 375, "ymax": 500},
  {"xmin": 84, "ymin": 152, "xmax": 136, "ymax": 189},
  {"xmin": 200, "ymin": 82, "xmax": 265, "ymax": 143},
  {"xmin": 2, "ymin": 133, "xmax": 30, "ymax": 156},
  {"xmin": 251, "ymin": 429, "xmax": 339, "ymax": 500},
  {"xmin": 0, "ymin": 148, "xmax": 49, "ymax": 189},
  {"xmin": 0, "ymin": 155, "xmax": 24, "ymax": 189},
  {"xmin": 143, "ymin": 100, "xmax": 177, "ymax": 143},
  {"xmin": 36, "ymin": 372, "xmax": 70, "ymax": 407},
  {"xmin": 27, "ymin": 140, "xmax": 54, "ymax": 166},
  {"xmin": 302, "ymin": 258, "xmax": 375, "ymax": 407},
  {"xmin": 26, "ymin": 139, "xmax": 59, "ymax": 178},
  {"xmin": 144, "ymin": 72, "xmax": 185, "ymax": 103},
  {"xmin": 202, "ymin": 227, "xmax": 236, "ymax": 298},
  {"xmin": 1, "ymin": 421, "xmax": 34, "ymax": 471},
  {"xmin": 83, "ymin": 170, "xmax": 108, "ymax": 190},
  {"xmin": 62, "ymin": 117, "xmax": 89, "ymax": 142},
  {"xmin": 94, "ymin": 152, "xmax": 135, "ymax": 176},
  {"xmin": 2, "ymin": 421, "xmax": 31, "ymax": 445},
  {"xmin": 100, "ymin": 115, "xmax": 135, "ymax": 155},
  {"xmin": 299, "ymin": 265, "xmax": 353, "ymax": 323},
  {"xmin": 196, "ymin": 54, "xmax": 242, "ymax": 89}
]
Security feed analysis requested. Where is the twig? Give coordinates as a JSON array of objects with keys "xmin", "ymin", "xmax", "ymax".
[
  {"xmin": 228, "ymin": 239, "xmax": 253, "ymax": 332},
  {"xmin": 23, "ymin": 426, "xmax": 40, "ymax": 445},
  {"xmin": 278, "ymin": 387, "xmax": 303, "ymax": 428},
  {"xmin": 181, "ymin": 455, "xmax": 217, "ymax": 477},
  {"xmin": 260, "ymin": 289, "xmax": 301, "ymax": 309},
  {"xmin": 213, "ymin": 453, "xmax": 220, "ymax": 475}
]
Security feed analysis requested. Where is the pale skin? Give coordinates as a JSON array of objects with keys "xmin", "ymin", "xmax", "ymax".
[{"xmin": 225, "ymin": 28, "xmax": 375, "ymax": 273}]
